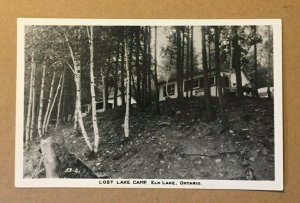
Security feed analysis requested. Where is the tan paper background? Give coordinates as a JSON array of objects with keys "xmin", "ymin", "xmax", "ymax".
[{"xmin": 0, "ymin": 0, "xmax": 299, "ymax": 202}]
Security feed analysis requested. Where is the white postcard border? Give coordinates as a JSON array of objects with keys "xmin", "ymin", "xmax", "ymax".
[{"xmin": 15, "ymin": 18, "xmax": 283, "ymax": 190}]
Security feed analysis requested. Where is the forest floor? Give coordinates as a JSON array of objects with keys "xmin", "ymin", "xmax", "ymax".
[{"xmin": 24, "ymin": 96, "xmax": 275, "ymax": 180}]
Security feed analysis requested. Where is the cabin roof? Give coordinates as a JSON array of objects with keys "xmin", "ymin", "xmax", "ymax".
[{"xmin": 158, "ymin": 68, "xmax": 251, "ymax": 86}]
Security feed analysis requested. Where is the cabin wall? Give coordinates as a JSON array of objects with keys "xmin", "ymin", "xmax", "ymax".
[{"xmin": 159, "ymin": 81, "xmax": 178, "ymax": 101}]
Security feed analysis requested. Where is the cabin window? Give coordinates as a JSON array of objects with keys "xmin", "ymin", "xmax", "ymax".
[{"xmin": 163, "ymin": 84, "xmax": 175, "ymax": 96}]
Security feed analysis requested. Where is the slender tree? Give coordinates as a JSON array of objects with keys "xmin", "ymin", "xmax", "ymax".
[
  {"xmin": 185, "ymin": 26, "xmax": 190, "ymax": 97},
  {"xmin": 45, "ymin": 74, "xmax": 62, "ymax": 133},
  {"xmin": 114, "ymin": 40, "xmax": 120, "ymax": 108},
  {"xmin": 202, "ymin": 27, "xmax": 213, "ymax": 121},
  {"xmin": 232, "ymin": 26, "xmax": 243, "ymax": 100},
  {"xmin": 190, "ymin": 26, "xmax": 194, "ymax": 97},
  {"xmin": 87, "ymin": 26, "xmax": 100, "ymax": 152},
  {"xmin": 55, "ymin": 68, "xmax": 65, "ymax": 130},
  {"xmin": 124, "ymin": 31, "xmax": 130, "ymax": 138},
  {"xmin": 121, "ymin": 31, "xmax": 126, "ymax": 106},
  {"xmin": 42, "ymin": 72, "xmax": 56, "ymax": 135},
  {"xmin": 176, "ymin": 27, "xmax": 183, "ymax": 99},
  {"xmin": 25, "ymin": 51, "xmax": 34, "ymax": 149},
  {"xmin": 135, "ymin": 27, "xmax": 141, "ymax": 108},
  {"xmin": 38, "ymin": 61, "xmax": 46, "ymax": 138},
  {"xmin": 154, "ymin": 26, "xmax": 160, "ymax": 113},
  {"xmin": 65, "ymin": 32, "xmax": 93, "ymax": 151},
  {"xmin": 214, "ymin": 26, "xmax": 225, "ymax": 118},
  {"xmin": 267, "ymin": 26, "xmax": 272, "ymax": 99},
  {"xmin": 147, "ymin": 26, "xmax": 152, "ymax": 104},
  {"xmin": 29, "ymin": 59, "xmax": 36, "ymax": 140},
  {"xmin": 252, "ymin": 26, "xmax": 259, "ymax": 97}
]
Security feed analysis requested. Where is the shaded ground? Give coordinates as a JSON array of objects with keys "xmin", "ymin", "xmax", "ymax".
[{"xmin": 24, "ymin": 97, "xmax": 274, "ymax": 180}]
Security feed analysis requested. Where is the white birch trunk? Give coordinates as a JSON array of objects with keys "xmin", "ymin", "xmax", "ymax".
[
  {"xmin": 42, "ymin": 72, "xmax": 56, "ymax": 135},
  {"xmin": 65, "ymin": 34, "xmax": 93, "ymax": 151},
  {"xmin": 25, "ymin": 51, "xmax": 34, "ymax": 149},
  {"xmin": 88, "ymin": 26, "xmax": 100, "ymax": 152},
  {"xmin": 73, "ymin": 99, "xmax": 79, "ymax": 130},
  {"xmin": 75, "ymin": 63, "xmax": 93, "ymax": 151},
  {"xmin": 29, "ymin": 61, "xmax": 36, "ymax": 140},
  {"xmin": 55, "ymin": 69, "xmax": 65, "ymax": 130},
  {"xmin": 45, "ymin": 74, "xmax": 62, "ymax": 133},
  {"xmin": 38, "ymin": 62, "xmax": 46, "ymax": 138},
  {"xmin": 124, "ymin": 36, "xmax": 130, "ymax": 138}
]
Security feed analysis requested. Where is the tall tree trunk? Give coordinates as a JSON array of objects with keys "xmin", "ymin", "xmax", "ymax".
[
  {"xmin": 142, "ymin": 27, "xmax": 147, "ymax": 108},
  {"xmin": 124, "ymin": 32, "xmax": 130, "ymax": 138},
  {"xmin": 38, "ymin": 61, "xmax": 46, "ymax": 138},
  {"xmin": 186, "ymin": 26, "xmax": 190, "ymax": 97},
  {"xmin": 65, "ymin": 34, "xmax": 93, "ymax": 151},
  {"xmin": 181, "ymin": 27, "xmax": 185, "ymax": 98},
  {"xmin": 114, "ymin": 41, "xmax": 120, "ymax": 108},
  {"xmin": 208, "ymin": 32, "xmax": 212, "ymax": 91},
  {"xmin": 176, "ymin": 27, "xmax": 182, "ymax": 99},
  {"xmin": 42, "ymin": 72, "xmax": 56, "ymax": 135},
  {"xmin": 75, "ymin": 62, "xmax": 93, "ymax": 151},
  {"xmin": 154, "ymin": 26, "xmax": 160, "ymax": 114},
  {"xmin": 202, "ymin": 27, "xmax": 213, "ymax": 121},
  {"xmin": 121, "ymin": 35, "xmax": 126, "ymax": 106},
  {"xmin": 214, "ymin": 26, "xmax": 225, "ymax": 119},
  {"xmin": 147, "ymin": 26, "xmax": 152, "ymax": 104},
  {"xmin": 128, "ymin": 33, "xmax": 134, "ymax": 106},
  {"xmin": 88, "ymin": 26, "xmax": 100, "ymax": 152},
  {"xmin": 232, "ymin": 26, "xmax": 243, "ymax": 100},
  {"xmin": 45, "ymin": 74, "xmax": 62, "ymax": 133},
  {"xmin": 229, "ymin": 39, "xmax": 233, "ymax": 92},
  {"xmin": 253, "ymin": 26, "xmax": 259, "ymax": 97},
  {"xmin": 25, "ymin": 51, "xmax": 34, "ymax": 149},
  {"xmin": 135, "ymin": 28, "xmax": 141, "ymax": 108},
  {"xmin": 55, "ymin": 68, "xmax": 65, "ymax": 130},
  {"xmin": 190, "ymin": 26, "xmax": 194, "ymax": 97},
  {"xmin": 29, "ymin": 59, "xmax": 36, "ymax": 140},
  {"xmin": 267, "ymin": 26, "xmax": 272, "ymax": 99}
]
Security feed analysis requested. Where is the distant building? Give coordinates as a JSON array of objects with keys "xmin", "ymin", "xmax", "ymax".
[
  {"xmin": 158, "ymin": 68, "xmax": 250, "ymax": 101},
  {"xmin": 82, "ymin": 90, "xmax": 136, "ymax": 117}
]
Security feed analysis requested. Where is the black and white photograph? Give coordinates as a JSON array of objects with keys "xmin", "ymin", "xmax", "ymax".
[{"xmin": 15, "ymin": 19, "xmax": 283, "ymax": 190}]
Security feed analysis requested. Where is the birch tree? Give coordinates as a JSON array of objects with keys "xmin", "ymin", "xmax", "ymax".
[
  {"xmin": 87, "ymin": 26, "xmax": 100, "ymax": 152},
  {"xmin": 25, "ymin": 51, "xmax": 34, "ymax": 149},
  {"xmin": 42, "ymin": 72, "xmax": 56, "ymax": 135},
  {"xmin": 38, "ymin": 61, "xmax": 46, "ymax": 138},
  {"xmin": 29, "ymin": 58, "xmax": 36, "ymax": 140},
  {"xmin": 45, "ymin": 74, "xmax": 62, "ymax": 133},
  {"xmin": 65, "ymin": 31, "xmax": 93, "ymax": 151},
  {"xmin": 124, "ymin": 32, "xmax": 130, "ymax": 138},
  {"xmin": 55, "ymin": 68, "xmax": 65, "ymax": 130}
]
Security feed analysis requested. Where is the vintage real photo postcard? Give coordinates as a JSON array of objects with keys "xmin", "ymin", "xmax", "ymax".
[{"xmin": 15, "ymin": 19, "xmax": 283, "ymax": 190}]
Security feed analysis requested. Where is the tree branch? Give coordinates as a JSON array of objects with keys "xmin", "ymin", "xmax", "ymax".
[{"xmin": 66, "ymin": 62, "xmax": 75, "ymax": 74}]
